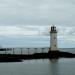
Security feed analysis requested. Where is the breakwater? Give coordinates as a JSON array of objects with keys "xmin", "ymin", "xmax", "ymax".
[
  {"xmin": 0, "ymin": 48, "xmax": 75, "ymax": 62},
  {"xmin": 0, "ymin": 51, "xmax": 75, "ymax": 62}
]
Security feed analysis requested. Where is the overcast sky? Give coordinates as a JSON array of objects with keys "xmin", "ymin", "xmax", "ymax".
[
  {"xmin": 0, "ymin": 0, "xmax": 75, "ymax": 48},
  {"xmin": 0, "ymin": 0, "xmax": 75, "ymax": 26}
]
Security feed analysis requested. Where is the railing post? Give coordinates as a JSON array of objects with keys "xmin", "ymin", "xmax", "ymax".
[
  {"xmin": 35, "ymin": 48, "xmax": 37, "ymax": 53},
  {"xmin": 42, "ymin": 48, "xmax": 44, "ymax": 53},
  {"xmin": 21, "ymin": 48, "xmax": 22, "ymax": 55},
  {"xmin": 28, "ymin": 48, "xmax": 29, "ymax": 55},
  {"xmin": 13, "ymin": 48, "xmax": 14, "ymax": 54},
  {"xmin": 5, "ymin": 48, "xmax": 7, "ymax": 54}
]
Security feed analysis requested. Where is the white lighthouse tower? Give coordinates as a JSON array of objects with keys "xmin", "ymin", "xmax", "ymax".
[{"xmin": 50, "ymin": 25, "xmax": 58, "ymax": 51}]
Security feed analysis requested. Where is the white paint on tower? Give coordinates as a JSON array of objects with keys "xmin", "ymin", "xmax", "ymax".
[{"xmin": 50, "ymin": 26, "xmax": 58, "ymax": 51}]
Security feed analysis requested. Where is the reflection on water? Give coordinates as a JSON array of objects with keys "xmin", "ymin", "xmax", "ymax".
[
  {"xmin": 0, "ymin": 58, "xmax": 75, "ymax": 75},
  {"xmin": 50, "ymin": 59, "xmax": 58, "ymax": 63},
  {"xmin": 49, "ymin": 59, "xmax": 59, "ymax": 75}
]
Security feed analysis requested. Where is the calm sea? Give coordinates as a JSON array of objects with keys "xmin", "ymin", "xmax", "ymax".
[
  {"xmin": 0, "ymin": 58, "xmax": 75, "ymax": 75},
  {"xmin": 0, "ymin": 48, "xmax": 75, "ymax": 75}
]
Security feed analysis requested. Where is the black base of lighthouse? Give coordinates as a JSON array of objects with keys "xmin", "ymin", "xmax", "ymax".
[
  {"xmin": 48, "ymin": 50, "xmax": 75, "ymax": 59},
  {"xmin": 48, "ymin": 51, "xmax": 59, "ymax": 59}
]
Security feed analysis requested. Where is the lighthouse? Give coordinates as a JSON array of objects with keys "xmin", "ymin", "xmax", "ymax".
[{"xmin": 50, "ymin": 26, "xmax": 58, "ymax": 51}]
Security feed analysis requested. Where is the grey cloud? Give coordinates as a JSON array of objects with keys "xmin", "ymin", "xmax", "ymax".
[{"xmin": 0, "ymin": 0, "xmax": 75, "ymax": 26}]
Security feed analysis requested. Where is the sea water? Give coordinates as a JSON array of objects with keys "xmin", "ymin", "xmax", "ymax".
[{"xmin": 0, "ymin": 58, "xmax": 75, "ymax": 75}]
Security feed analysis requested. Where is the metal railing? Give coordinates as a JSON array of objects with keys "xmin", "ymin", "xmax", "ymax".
[{"xmin": 0, "ymin": 47, "xmax": 49, "ymax": 55}]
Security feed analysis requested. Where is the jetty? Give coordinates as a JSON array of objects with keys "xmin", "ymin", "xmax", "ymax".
[{"xmin": 0, "ymin": 47, "xmax": 75, "ymax": 62}]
